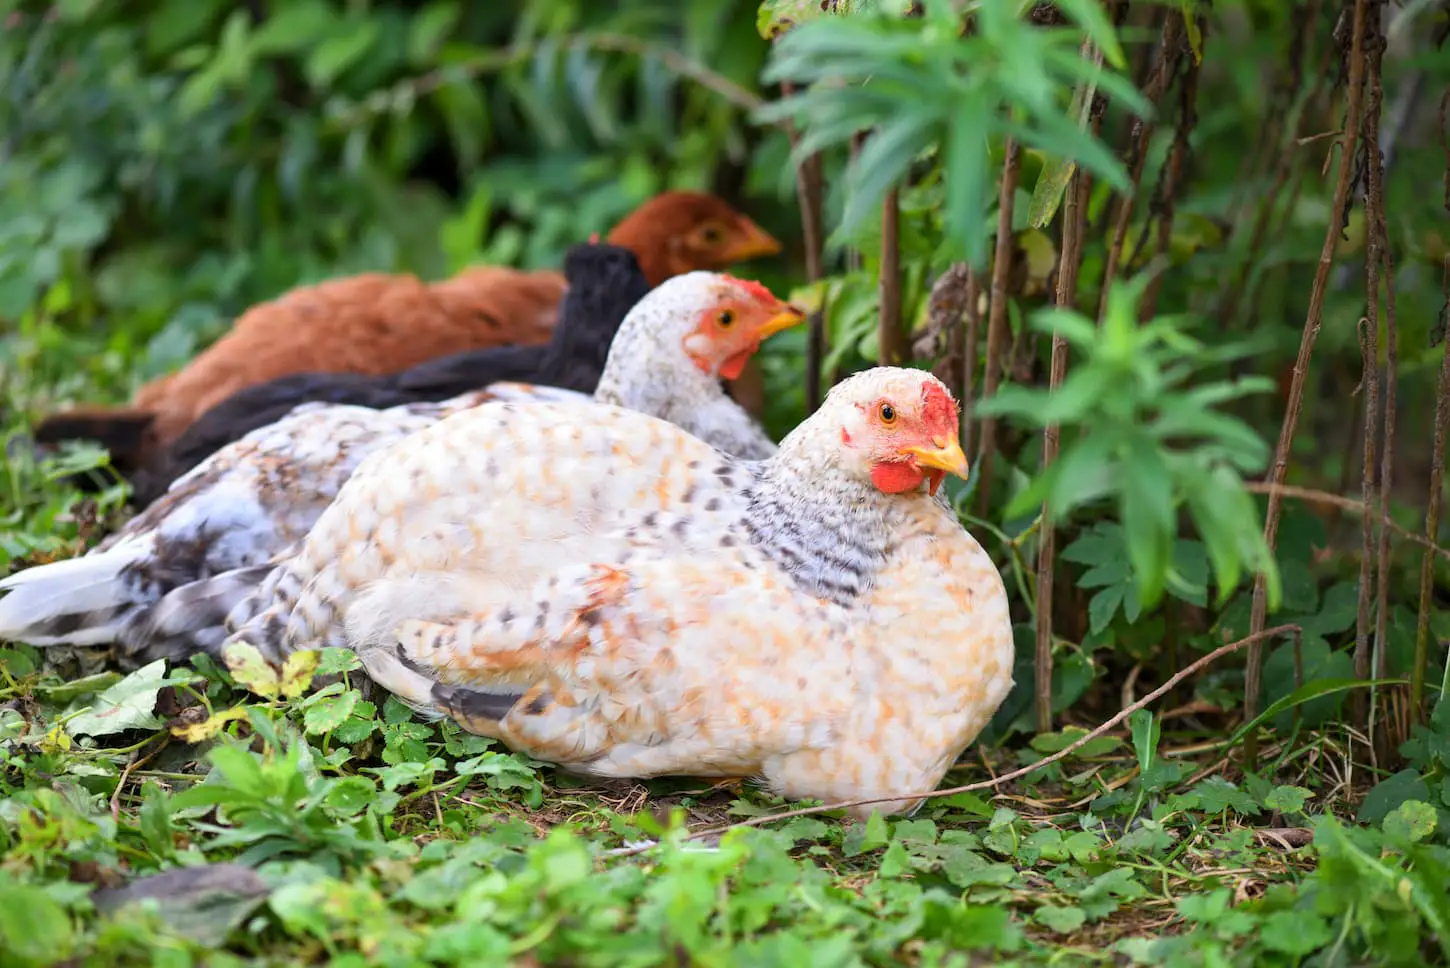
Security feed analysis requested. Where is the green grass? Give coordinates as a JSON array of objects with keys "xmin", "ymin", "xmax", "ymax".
[{"xmin": 1, "ymin": 540, "xmax": 1447, "ymax": 966}]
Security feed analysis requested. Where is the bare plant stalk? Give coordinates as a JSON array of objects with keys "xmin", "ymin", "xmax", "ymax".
[
  {"xmin": 1245, "ymin": 0, "xmax": 1370, "ymax": 767},
  {"xmin": 1416, "ymin": 255, "xmax": 1450, "ymax": 724},
  {"xmin": 1098, "ymin": 12, "xmax": 1183, "ymax": 319},
  {"xmin": 879, "ymin": 189, "xmax": 908, "ymax": 365},
  {"xmin": 780, "ymin": 81, "xmax": 828, "ymax": 409},
  {"xmin": 961, "ymin": 269, "xmax": 982, "ymax": 457},
  {"xmin": 1034, "ymin": 169, "xmax": 1089, "ymax": 733},
  {"xmin": 1141, "ymin": 38, "xmax": 1201, "ymax": 322},
  {"xmin": 976, "ymin": 140, "xmax": 1020, "ymax": 517},
  {"xmin": 1354, "ymin": 315, "xmax": 1380, "ymax": 725},
  {"xmin": 1217, "ymin": 2, "xmax": 1330, "ymax": 328},
  {"xmin": 1365, "ymin": 8, "xmax": 1398, "ymax": 761}
]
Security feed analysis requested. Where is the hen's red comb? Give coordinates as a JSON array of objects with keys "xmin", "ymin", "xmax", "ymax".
[
  {"xmin": 588, "ymin": 232, "xmax": 601, "ymax": 244},
  {"xmin": 720, "ymin": 274, "xmax": 777, "ymax": 304},
  {"xmin": 921, "ymin": 381, "xmax": 958, "ymax": 436}
]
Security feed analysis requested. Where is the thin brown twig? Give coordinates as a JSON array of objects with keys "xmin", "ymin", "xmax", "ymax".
[
  {"xmin": 1098, "ymin": 12, "xmax": 1183, "ymax": 320},
  {"xmin": 605, "ymin": 625, "xmax": 1301, "ymax": 854},
  {"xmin": 1218, "ymin": 3, "xmax": 1331, "ymax": 328},
  {"xmin": 1241, "ymin": 482, "xmax": 1450, "ymax": 562},
  {"xmin": 1415, "ymin": 254, "xmax": 1450, "ymax": 724},
  {"xmin": 976, "ymin": 141, "xmax": 1020, "ymax": 517},
  {"xmin": 1364, "ymin": 7, "xmax": 1399, "ymax": 762},
  {"xmin": 1036, "ymin": 168, "xmax": 1090, "ymax": 733},
  {"xmin": 1141, "ymin": 34, "xmax": 1201, "ymax": 322},
  {"xmin": 878, "ymin": 189, "xmax": 908, "ymax": 365},
  {"xmin": 779, "ymin": 80, "xmax": 827, "ymax": 409},
  {"xmin": 962, "ymin": 268, "xmax": 982, "ymax": 458},
  {"xmin": 1355, "ymin": 314, "xmax": 1380, "ymax": 714},
  {"xmin": 1246, "ymin": 0, "xmax": 1370, "ymax": 768}
]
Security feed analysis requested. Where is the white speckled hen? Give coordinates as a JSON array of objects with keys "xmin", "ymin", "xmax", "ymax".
[{"xmin": 231, "ymin": 367, "xmax": 1013, "ymax": 817}]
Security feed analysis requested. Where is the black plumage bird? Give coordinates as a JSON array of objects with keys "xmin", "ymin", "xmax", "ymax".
[{"xmin": 123, "ymin": 243, "xmax": 652, "ymax": 506}]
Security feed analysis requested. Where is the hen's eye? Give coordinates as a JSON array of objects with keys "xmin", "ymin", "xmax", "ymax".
[
  {"xmin": 879, "ymin": 403, "xmax": 896, "ymax": 424},
  {"xmin": 718, "ymin": 310, "xmax": 735, "ymax": 328},
  {"xmin": 701, "ymin": 226, "xmax": 724, "ymax": 244}
]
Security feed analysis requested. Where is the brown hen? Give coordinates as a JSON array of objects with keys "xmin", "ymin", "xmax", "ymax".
[{"xmin": 34, "ymin": 191, "xmax": 781, "ymax": 471}]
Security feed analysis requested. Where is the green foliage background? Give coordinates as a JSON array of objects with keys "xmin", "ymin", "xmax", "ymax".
[{"xmin": 2, "ymin": 0, "xmax": 1450, "ymax": 964}]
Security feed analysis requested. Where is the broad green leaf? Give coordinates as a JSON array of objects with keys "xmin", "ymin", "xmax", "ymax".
[
  {"xmin": 64, "ymin": 659, "xmax": 193, "ymax": 737},
  {"xmin": 406, "ymin": 1, "xmax": 460, "ymax": 65},
  {"xmin": 1383, "ymin": 800, "xmax": 1437, "ymax": 844},
  {"xmin": 1034, "ymin": 904, "xmax": 1087, "ymax": 933},
  {"xmin": 1359, "ymin": 770, "xmax": 1432, "ymax": 825},
  {"xmin": 315, "ymin": 647, "xmax": 363, "ymax": 676},
  {"xmin": 250, "ymin": 1, "xmax": 335, "ymax": 55}
]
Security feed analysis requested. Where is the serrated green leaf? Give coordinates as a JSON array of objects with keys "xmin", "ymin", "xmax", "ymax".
[
  {"xmin": 302, "ymin": 689, "xmax": 361, "ymax": 735},
  {"xmin": 1264, "ymin": 785, "xmax": 1313, "ymax": 814}
]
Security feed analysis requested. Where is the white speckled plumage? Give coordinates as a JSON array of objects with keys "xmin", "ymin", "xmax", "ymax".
[
  {"xmin": 0, "ymin": 392, "xmax": 496, "ymax": 661},
  {"xmin": 230, "ymin": 368, "xmax": 1015, "ymax": 815}
]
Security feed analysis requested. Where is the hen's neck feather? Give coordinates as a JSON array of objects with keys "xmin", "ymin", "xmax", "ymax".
[{"xmin": 731, "ymin": 419, "xmax": 933, "ymax": 607}]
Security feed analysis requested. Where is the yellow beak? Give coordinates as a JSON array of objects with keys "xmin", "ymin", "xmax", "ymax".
[
  {"xmin": 752, "ymin": 304, "xmax": 808, "ymax": 340},
  {"xmin": 721, "ymin": 219, "xmax": 783, "ymax": 262},
  {"xmin": 902, "ymin": 436, "xmax": 970, "ymax": 480}
]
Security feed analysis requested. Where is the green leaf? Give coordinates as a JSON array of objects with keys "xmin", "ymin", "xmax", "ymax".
[
  {"xmin": 1190, "ymin": 777, "xmax": 1259, "ymax": 817},
  {"xmin": 1383, "ymin": 800, "xmax": 1437, "ymax": 844},
  {"xmin": 305, "ymin": 20, "xmax": 382, "ymax": 89},
  {"xmin": 250, "ymin": 1, "xmax": 335, "ymax": 55},
  {"xmin": 302, "ymin": 689, "xmax": 361, "ymax": 735},
  {"xmin": 1083, "ymin": 579, "xmax": 1124, "ymax": 632},
  {"xmin": 1034, "ymin": 904, "xmax": 1087, "ymax": 934},
  {"xmin": 406, "ymin": 1, "xmax": 460, "ymax": 65},
  {"xmin": 1263, "ymin": 785, "xmax": 1313, "ymax": 814},
  {"xmin": 879, "ymin": 840, "xmax": 912, "ymax": 877},
  {"xmin": 1129, "ymin": 709, "xmax": 1159, "ymax": 775},
  {"xmin": 1233, "ymin": 677, "xmax": 1393, "ymax": 749},
  {"xmin": 843, "ymin": 810, "xmax": 890, "ymax": 856},
  {"xmin": 1259, "ymin": 909, "xmax": 1333, "ymax": 956},
  {"xmin": 64, "ymin": 659, "xmax": 193, "ymax": 737},
  {"xmin": 315, "ymin": 647, "xmax": 363, "ymax": 676},
  {"xmin": 0, "ymin": 881, "xmax": 75, "ymax": 966},
  {"xmin": 1359, "ymin": 770, "xmax": 1432, "ymax": 825}
]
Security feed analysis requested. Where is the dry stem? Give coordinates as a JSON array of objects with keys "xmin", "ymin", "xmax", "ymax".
[
  {"xmin": 1245, "ymin": 0, "xmax": 1370, "ymax": 767},
  {"xmin": 878, "ymin": 189, "xmax": 907, "ymax": 366},
  {"xmin": 975, "ymin": 140, "xmax": 1021, "ymax": 517}
]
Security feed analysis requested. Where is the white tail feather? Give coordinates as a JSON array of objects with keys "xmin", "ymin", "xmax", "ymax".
[{"xmin": 0, "ymin": 537, "xmax": 153, "ymax": 647}]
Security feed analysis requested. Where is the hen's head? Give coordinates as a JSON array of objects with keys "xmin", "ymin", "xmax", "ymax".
[
  {"xmin": 605, "ymin": 192, "xmax": 782, "ymax": 286},
  {"xmin": 786, "ymin": 367, "xmax": 968, "ymax": 497},
  {"xmin": 609, "ymin": 270, "xmax": 803, "ymax": 379}
]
